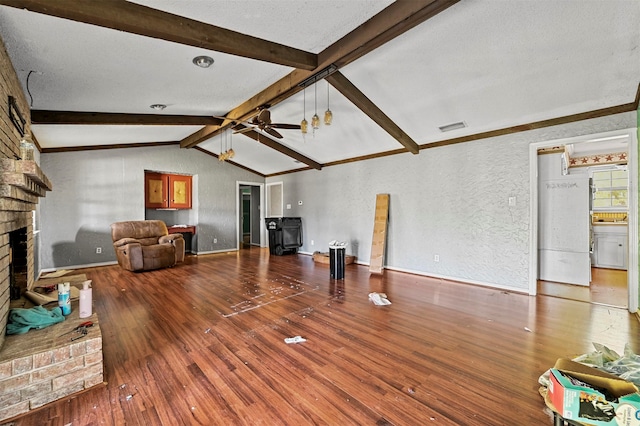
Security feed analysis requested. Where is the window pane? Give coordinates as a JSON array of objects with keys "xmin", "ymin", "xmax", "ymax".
[
  {"xmin": 593, "ymin": 170, "xmax": 610, "ymax": 181},
  {"xmin": 590, "ymin": 168, "xmax": 627, "ymax": 209},
  {"xmin": 612, "ymin": 178, "xmax": 627, "ymax": 187},
  {"xmin": 611, "ymin": 190, "xmax": 628, "ymax": 207},
  {"xmin": 611, "ymin": 170, "xmax": 627, "ymax": 179}
]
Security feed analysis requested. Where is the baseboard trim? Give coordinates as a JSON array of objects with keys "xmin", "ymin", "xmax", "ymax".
[
  {"xmin": 300, "ymin": 251, "xmax": 527, "ymax": 294},
  {"xmin": 39, "ymin": 260, "xmax": 118, "ymax": 276}
]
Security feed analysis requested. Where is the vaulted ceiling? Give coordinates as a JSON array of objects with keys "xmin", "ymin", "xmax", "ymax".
[{"xmin": 0, "ymin": 0, "xmax": 638, "ymax": 176}]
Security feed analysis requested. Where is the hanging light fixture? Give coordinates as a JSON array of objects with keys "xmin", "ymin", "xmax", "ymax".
[
  {"xmin": 300, "ymin": 87, "xmax": 308, "ymax": 134},
  {"xmin": 324, "ymin": 81, "xmax": 333, "ymax": 125},
  {"xmin": 219, "ymin": 131, "xmax": 225, "ymax": 161},
  {"xmin": 311, "ymin": 83, "xmax": 320, "ymax": 131},
  {"xmin": 227, "ymin": 130, "xmax": 235, "ymax": 159},
  {"xmin": 217, "ymin": 129, "xmax": 235, "ymax": 162}
]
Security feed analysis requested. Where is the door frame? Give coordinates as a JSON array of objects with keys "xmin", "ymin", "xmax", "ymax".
[
  {"xmin": 528, "ymin": 128, "xmax": 638, "ymax": 313},
  {"xmin": 236, "ymin": 181, "xmax": 265, "ymax": 250}
]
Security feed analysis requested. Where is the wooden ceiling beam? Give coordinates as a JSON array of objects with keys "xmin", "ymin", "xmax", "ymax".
[
  {"xmin": 0, "ymin": 0, "xmax": 317, "ymax": 70},
  {"xmin": 322, "ymin": 0, "xmax": 459, "ymax": 69},
  {"xmin": 31, "ymin": 110, "xmax": 223, "ymax": 126},
  {"xmin": 181, "ymin": 0, "xmax": 458, "ymax": 148},
  {"xmin": 193, "ymin": 147, "xmax": 265, "ymax": 177},
  {"xmin": 326, "ymin": 71, "xmax": 419, "ymax": 155},
  {"xmin": 238, "ymin": 129, "xmax": 322, "ymax": 171}
]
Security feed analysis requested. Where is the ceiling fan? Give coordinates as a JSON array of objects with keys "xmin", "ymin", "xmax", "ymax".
[{"xmin": 232, "ymin": 107, "xmax": 300, "ymax": 139}]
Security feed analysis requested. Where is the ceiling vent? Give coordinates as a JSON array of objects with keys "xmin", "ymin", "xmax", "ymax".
[{"xmin": 438, "ymin": 121, "xmax": 466, "ymax": 132}]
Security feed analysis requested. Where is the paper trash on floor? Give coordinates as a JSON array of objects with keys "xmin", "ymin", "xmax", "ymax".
[
  {"xmin": 369, "ymin": 292, "xmax": 391, "ymax": 305},
  {"xmin": 284, "ymin": 336, "xmax": 306, "ymax": 344}
]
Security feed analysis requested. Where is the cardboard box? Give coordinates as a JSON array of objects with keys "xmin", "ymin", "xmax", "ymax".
[
  {"xmin": 548, "ymin": 358, "xmax": 640, "ymax": 426},
  {"xmin": 312, "ymin": 251, "xmax": 356, "ymax": 265}
]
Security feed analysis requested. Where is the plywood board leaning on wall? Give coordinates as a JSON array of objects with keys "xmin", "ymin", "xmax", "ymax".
[{"xmin": 369, "ymin": 194, "xmax": 390, "ymax": 274}]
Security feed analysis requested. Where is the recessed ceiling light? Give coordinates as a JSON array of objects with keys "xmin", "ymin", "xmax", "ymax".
[
  {"xmin": 193, "ymin": 55, "xmax": 214, "ymax": 68},
  {"xmin": 150, "ymin": 104, "xmax": 167, "ymax": 110},
  {"xmin": 438, "ymin": 121, "xmax": 467, "ymax": 132}
]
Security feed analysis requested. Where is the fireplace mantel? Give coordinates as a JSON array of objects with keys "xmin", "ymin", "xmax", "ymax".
[{"xmin": 0, "ymin": 159, "xmax": 52, "ymax": 200}]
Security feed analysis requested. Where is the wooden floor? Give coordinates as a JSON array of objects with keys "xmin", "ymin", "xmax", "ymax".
[
  {"xmin": 7, "ymin": 248, "xmax": 639, "ymax": 425},
  {"xmin": 538, "ymin": 267, "xmax": 628, "ymax": 308}
]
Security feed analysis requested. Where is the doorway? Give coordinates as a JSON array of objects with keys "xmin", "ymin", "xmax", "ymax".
[
  {"xmin": 529, "ymin": 128, "xmax": 638, "ymax": 312},
  {"xmin": 538, "ymin": 267, "xmax": 627, "ymax": 307},
  {"xmin": 236, "ymin": 182, "xmax": 265, "ymax": 250}
]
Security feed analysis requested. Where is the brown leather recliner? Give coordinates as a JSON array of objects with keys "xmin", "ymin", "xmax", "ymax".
[{"xmin": 110, "ymin": 220, "xmax": 185, "ymax": 271}]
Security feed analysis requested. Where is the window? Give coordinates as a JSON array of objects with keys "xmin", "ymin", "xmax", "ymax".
[{"xmin": 592, "ymin": 168, "xmax": 628, "ymax": 209}]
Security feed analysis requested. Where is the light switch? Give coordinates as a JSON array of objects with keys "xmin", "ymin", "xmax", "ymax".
[
  {"xmin": 286, "ymin": 204, "xmax": 291, "ymax": 209},
  {"xmin": 508, "ymin": 196, "xmax": 516, "ymax": 206}
]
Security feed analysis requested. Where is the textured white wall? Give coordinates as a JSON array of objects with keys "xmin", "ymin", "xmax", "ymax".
[
  {"xmin": 36, "ymin": 112, "xmax": 636, "ymax": 285},
  {"xmin": 270, "ymin": 112, "xmax": 636, "ymax": 291},
  {"xmin": 39, "ymin": 145, "xmax": 262, "ymax": 269}
]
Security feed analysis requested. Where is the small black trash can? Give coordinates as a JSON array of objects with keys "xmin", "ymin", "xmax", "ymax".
[
  {"xmin": 329, "ymin": 245, "xmax": 346, "ymax": 279},
  {"xmin": 265, "ymin": 217, "xmax": 303, "ymax": 255}
]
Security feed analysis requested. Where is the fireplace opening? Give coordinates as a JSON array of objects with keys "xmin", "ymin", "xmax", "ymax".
[{"xmin": 9, "ymin": 227, "xmax": 28, "ymax": 300}]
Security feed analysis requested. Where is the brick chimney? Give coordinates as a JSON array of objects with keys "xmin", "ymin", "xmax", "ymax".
[{"xmin": 0, "ymin": 36, "xmax": 52, "ymax": 350}]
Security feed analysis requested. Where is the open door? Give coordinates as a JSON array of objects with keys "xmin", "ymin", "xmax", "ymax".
[
  {"xmin": 529, "ymin": 129, "xmax": 638, "ymax": 312},
  {"xmin": 236, "ymin": 182, "xmax": 265, "ymax": 250}
]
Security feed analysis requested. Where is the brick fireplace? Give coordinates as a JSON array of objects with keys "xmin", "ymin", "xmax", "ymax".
[
  {"xmin": 0, "ymin": 36, "xmax": 104, "ymax": 422},
  {"xmin": 0, "ymin": 159, "xmax": 50, "ymax": 349},
  {"xmin": 0, "ymin": 161, "xmax": 104, "ymax": 422}
]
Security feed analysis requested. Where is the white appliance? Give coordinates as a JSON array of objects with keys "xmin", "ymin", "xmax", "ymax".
[{"xmin": 539, "ymin": 175, "xmax": 592, "ymax": 286}]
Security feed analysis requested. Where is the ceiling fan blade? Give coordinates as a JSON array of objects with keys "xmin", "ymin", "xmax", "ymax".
[
  {"xmin": 271, "ymin": 123, "xmax": 301, "ymax": 130},
  {"xmin": 258, "ymin": 109, "xmax": 271, "ymax": 124},
  {"xmin": 264, "ymin": 127, "xmax": 283, "ymax": 139}
]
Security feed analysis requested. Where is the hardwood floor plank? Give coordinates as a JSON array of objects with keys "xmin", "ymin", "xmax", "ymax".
[{"xmin": 6, "ymin": 249, "xmax": 639, "ymax": 425}]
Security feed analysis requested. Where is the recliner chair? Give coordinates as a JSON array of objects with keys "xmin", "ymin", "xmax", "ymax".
[{"xmin": 110, "ymin": 220, "xmax": 185, "ymax": 271}]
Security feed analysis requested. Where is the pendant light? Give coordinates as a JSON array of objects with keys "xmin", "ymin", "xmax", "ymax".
[
  {"xmin": 324, "ymin": 81, "xmax": 333, "ymax": 125},
  {"xmin": 227, "ymin": 130, "xmax": 235, "ymax": 159},
  {"xmin": 300, "ymin": 87, "xmax": 308, "ymax": 134},
  {"xmin": 311, "ymin": 83, "xmax": 320, "ymax": 131},
  {"xmin": 218, "ymin": 132, "xmax": 224, "ymax": 161}
]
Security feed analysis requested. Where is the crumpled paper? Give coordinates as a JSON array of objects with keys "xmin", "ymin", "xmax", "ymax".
[
  {"xmin": 368, "ymin": 292, "xmax": 391, "ymax": 306},
  {"xmin": 284, "ymin": 336, "xmax": 306, "ymax": 344}
]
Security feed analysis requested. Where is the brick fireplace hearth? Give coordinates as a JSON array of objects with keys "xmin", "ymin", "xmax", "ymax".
[{"xmin": 0, "ymin": 304, "xmax": 103, "ymax": 421}]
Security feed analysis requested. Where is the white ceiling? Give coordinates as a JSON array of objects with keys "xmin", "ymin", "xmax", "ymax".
[{"xmin": 0, "ymin": 0, "xmax": 638, "ymax": 176}]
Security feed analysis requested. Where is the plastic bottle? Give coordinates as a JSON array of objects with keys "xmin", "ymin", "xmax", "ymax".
[
  {"xmin": 58, "ymin": 282, "xmax": 71, "ymax": 315},
  {"xmin": 79, "ymin": 280, "xmax": 92, "ymax": 318}
]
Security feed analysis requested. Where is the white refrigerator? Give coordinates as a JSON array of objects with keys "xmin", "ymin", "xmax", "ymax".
[{"xmin": 539, "ymin": 175, "xmax": 592, "ymax": 286}]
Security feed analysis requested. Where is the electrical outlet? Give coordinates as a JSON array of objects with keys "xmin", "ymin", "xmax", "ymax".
[
  {"xmin": 213, "ymin": 238, "xmax": 217, "ymax": 244},
  {"xmin": 311, "ymin": 240, "xmax": 314, "ymax": 245},
  {"xmin": 298, "ymin": 200, "xmax": 303, "ymax": 205},
  {"xmin": 96, "ymin": 247, "xmax": 102, "ymax": 254},
  {"xmin": 434, "ymin": 254, "xmax": 439, "ymax": 262}
]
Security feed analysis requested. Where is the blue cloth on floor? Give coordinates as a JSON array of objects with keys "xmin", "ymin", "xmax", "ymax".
[{"xmin": 6, "ymin": 306, "xmax": 65, "ymax": 335}]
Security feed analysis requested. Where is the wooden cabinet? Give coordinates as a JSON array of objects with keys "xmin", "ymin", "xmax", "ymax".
[{"xmin": 145, "ymin": 172, "xmax": 192, "ymax": 209}]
